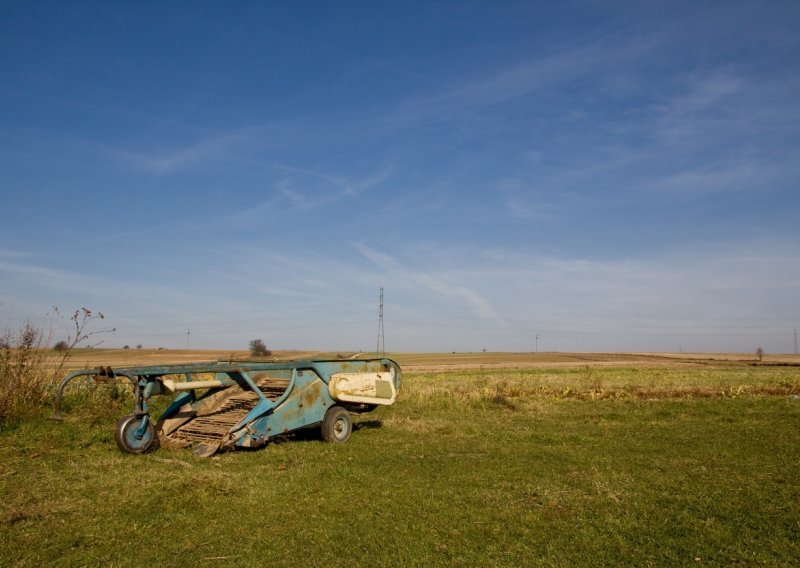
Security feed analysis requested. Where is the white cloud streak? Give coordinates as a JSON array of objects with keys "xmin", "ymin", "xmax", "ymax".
[
  {"xmin": 110, "ymin": 127, "xmax": 260, "ymax": 174},
  {"xmin": 353, "ymin": 242, "xmax": 500, "ymax": 322}
]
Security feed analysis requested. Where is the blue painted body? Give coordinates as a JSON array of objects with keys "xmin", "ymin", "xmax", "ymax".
[{"xmin": 53, "ymin": 358, "xmax": 401, "ymax": 453}]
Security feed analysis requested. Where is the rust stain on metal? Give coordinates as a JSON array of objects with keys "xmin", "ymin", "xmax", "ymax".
[
  {"xmin": 57, "ymin": 357, "xmax": 401, "ymax": 456},
  {"xmin": 302, "ymin": 380, "xmax": 323, "ymax": 407}
]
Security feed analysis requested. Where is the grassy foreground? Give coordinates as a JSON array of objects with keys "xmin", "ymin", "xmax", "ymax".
[{"xmin": 1, "ymin": 363, "xmax": 799, "ymax": 566}]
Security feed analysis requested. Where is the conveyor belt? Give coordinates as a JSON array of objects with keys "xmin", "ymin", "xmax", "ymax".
[{"xmin": 170, "ymin": 378, "xmax": 289, "ymax": 443}]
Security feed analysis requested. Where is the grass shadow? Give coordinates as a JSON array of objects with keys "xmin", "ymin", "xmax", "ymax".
[{"xmin": 354, "ymin": 419, "xmax": 382, "ymax": 431}]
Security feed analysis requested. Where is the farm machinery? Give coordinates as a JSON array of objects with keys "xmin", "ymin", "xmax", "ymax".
[{"xmin": 51, "ymin": 358, "xmax": 401, "ymax": 457}]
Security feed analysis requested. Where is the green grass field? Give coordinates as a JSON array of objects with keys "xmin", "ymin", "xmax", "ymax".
[{"xmin": 1, "ymin": 358, "xmax": 799, "ymax": 566}]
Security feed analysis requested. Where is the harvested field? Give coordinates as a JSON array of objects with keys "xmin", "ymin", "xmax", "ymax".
[
  {"xmin": 60, "ymin": 348, "xmax": 800, "ymax": 373},
  {"xmin": 393, "ymin": 351, "xmax": 800, "ymax": 372}
]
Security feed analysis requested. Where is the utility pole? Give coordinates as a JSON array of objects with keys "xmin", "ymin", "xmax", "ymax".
[
  {"xmin": 376, "ymin": 287, "xmax": 385, "ymax": 356},
  {"xmin": 187, "ymin": 329, "xmax": 190, "ymax": 349},
  {"xmin": 794, "ymin": 328, "xmax": 798, "ymax": 355},
  {"xmin": 535, "ymin": 334, "xmax": 538, "ymax": 353}
]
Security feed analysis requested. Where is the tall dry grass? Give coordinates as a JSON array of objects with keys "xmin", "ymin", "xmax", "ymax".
[
  {"xmin": 0, "ymin": 322, "xmax": 61, "ymax": 420},
  {"xmin": 397, "ymin": 367, "xmax": 800, "ymax": 410},
  {"xmin": 0, "ymin": 308, "xmax": 117, "ymax": 421}
]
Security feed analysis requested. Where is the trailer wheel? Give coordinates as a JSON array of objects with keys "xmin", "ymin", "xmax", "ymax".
[
  {"xmin": 115, "ymin": 414, "xmax": 158, "ymax": 454},
  {"xmin": 321, "ymin": 406, "xmax": 352, "ymax": 444}
]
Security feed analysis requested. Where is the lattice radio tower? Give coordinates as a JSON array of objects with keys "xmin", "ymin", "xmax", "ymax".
[{"xmin": 376, "ymin": 286, "xmax": 385, "ymax": 356}]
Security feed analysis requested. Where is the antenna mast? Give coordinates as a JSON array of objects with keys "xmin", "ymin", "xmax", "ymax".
[{"xmin": 377, "ymin": 286, "xmax": 385, "ymax": 356}]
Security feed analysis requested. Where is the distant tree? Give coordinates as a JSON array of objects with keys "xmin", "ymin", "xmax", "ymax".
[
  {"xmin": 136, "ymin": 344, "xmax": 143, "ymax": 349},
  {"xmin": 756, "ymin": 347, "xmax": 764, "ymax": 362},
  {"xmin": 123, "ymin": 345, "xmax": 130, "ymax": 350},
  {"xmin": 53, "ymin": 340, "xmax": 69, "ymax": 351},
  {"xmin": 249, "ymin": 339, "xmax": 271, "ymax": 357}
]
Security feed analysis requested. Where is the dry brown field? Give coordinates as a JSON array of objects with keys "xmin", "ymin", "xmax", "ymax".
[{"xmin": 61, "ymin": 348, "xmax": 800, "ymax": 373}]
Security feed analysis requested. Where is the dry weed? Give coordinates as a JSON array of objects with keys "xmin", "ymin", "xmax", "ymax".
[
  {"xmin": 0, "ymin": 309, "xmax": 115, "ymax": 421},
  {"xmin": 0, "ymin": 323, "xmax": 57, "ymax": 420}
]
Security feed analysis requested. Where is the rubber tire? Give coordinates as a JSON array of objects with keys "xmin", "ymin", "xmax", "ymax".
[
  {"xmin": 115, "ymin": 414, "xmax": 158, "ymax": 454},
  {"xmin": 321, "ymin": 406, "xmax": 352, "ymax": 444}
]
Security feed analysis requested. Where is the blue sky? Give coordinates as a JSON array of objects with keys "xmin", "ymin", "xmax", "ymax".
[{"xmin": 1, "ymin": 1, "xmax": 799, "ymax": 353}]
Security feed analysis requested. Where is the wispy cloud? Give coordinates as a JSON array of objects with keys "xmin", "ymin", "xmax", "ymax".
[
  {"xmin": 0, "ymin": 248, "xmax": 33, "ymax": 259},
  {"xmin": 642, "ymin": 162, "xmax": 758, "ymax": 195},
  {"xmin": 214, "ymin": 165, "xmax": 391, "ymax": 230},
  {"xmin": 380, "ymin": 35, "xmax": 663, "ymax": 130},
  {"xmin": 263, "ymin": 164, "xmax": 391, "ymax": 210},
  {"xmin": 265, "ymin": 163, "xmax": 356, "ymax": 197},
  {"xmin": 353, "ymin": 242, "xmax": 499, "ymax": 321},
  {"xmin": 110, "ymin": 126, "xmax": 264, "ymax": 174},
  {"xmin": 2, "ymin": 236, "xmax": 798, "ymax": 351},
  {"xmin": 488, "ymin": 67, "xmax": 800, "ymax": 218},
  {"xmin": 0, "ymin": 259, "xmax": 87, "ymax": 293}
]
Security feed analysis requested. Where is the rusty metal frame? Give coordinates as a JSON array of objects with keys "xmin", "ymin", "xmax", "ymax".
[{"xmin": 51, "ymin": 358, "xmax": 401, "ymax": 455}]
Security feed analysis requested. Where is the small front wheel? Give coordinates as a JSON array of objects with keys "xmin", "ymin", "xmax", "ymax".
[
  {"xmin": 321, "ymin": 406, "xmax": 352, "ymax": 444},
  {"xmin": 115, "ymin": 414, "xmax": 158, "ymax": 454}
]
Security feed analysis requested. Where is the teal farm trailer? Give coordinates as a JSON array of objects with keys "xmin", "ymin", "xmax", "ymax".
[{"xmin": 52, "ymin": 358, "xmax": 401, "ymax": 457}]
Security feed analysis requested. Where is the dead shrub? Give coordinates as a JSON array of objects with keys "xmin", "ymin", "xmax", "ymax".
[
  {"xmin": 0, "ymin": 308, "xmax": 114, "ymax": 421},
  {"xmin": 0, "ymin": 323, "xmax": 55, "ymax": 420}
]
